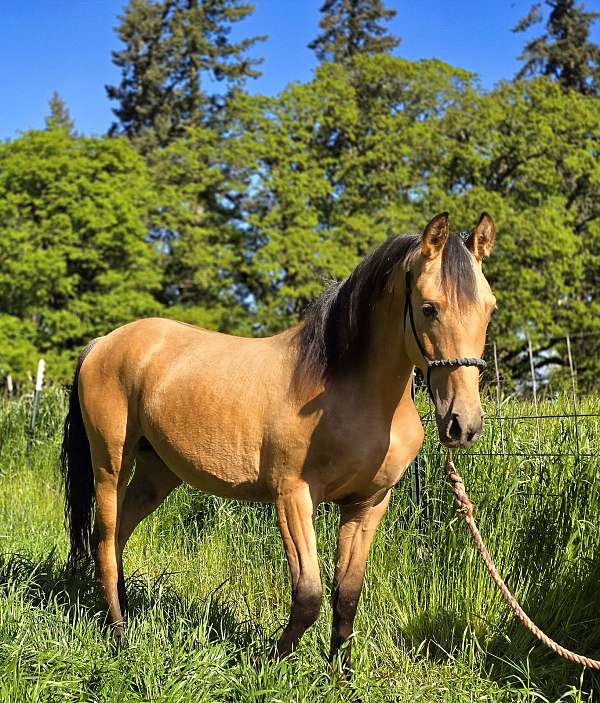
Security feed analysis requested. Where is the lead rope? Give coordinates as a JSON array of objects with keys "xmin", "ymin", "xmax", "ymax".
[{"xmin": 446, "ymin": 448, "xmax": 600, "ymax": 669}]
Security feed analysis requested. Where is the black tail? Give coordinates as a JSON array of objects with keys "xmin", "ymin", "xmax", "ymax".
[{"xmin": 60, "ymin": 341, "xmax": 98, "ymax": 567}]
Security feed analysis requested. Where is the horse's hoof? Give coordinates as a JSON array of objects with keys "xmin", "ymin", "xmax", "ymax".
[
  {"xmin": 112, "ymin": 625, "xmax": 128, "ymax": 652},
  {"xmin": 271, "ymin": 642, "xmax": 292, "ymax": 661}
]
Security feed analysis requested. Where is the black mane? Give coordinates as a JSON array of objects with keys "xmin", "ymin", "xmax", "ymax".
[{"xmin": 294, "ymin": 232, "xmax": 477, "ymax": 386}]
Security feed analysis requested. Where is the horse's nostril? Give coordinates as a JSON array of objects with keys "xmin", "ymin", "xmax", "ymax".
[
  {"xmin": 448, "ymin": 415, "xmax": 462, "ymax": 442},
  {"xmin": 466, "ymin": 429, "xmax": 476, "ymax": 442}
]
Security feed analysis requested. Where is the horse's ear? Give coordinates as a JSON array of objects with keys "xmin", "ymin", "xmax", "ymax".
[
  {"xmin": 421, "ymin": 212, "xmax": 449, "ymax": 260},
  {"xmin": 467, "ymin": 212, "xmax": 496, "ymax": 261}
]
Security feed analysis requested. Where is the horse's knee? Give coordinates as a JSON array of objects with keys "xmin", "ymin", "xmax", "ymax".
[{"xmin": 294, "ymin": 578, "xmax": 323, "ymax": 627}]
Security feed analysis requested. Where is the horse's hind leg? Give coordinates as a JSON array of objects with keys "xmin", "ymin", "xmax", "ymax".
[
  {"xmin": 89, "ymin": 437, "xmax": 136, "ymax": 646},
  {"xmin": 275, "ymin": 483, "xmax": 322, "ymax": 657},
  {"xmin": 116, "ymin": 445, "xmax": 181, "ymax": 614}
]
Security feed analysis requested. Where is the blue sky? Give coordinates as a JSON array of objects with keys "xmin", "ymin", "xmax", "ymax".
[{"xmin": 1, "ymin": 1, "xmax": 599, "ymax": 140}]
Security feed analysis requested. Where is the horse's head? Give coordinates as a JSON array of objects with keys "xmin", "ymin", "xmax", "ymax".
[{"xmin": 405, "ymin": 212, "xmax": 496, "ymax": 448}]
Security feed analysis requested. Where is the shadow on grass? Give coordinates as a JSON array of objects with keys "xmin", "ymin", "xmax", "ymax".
[
  {"xmin": 395, "ymin": 530, "xmax": 600, "ymax": 698},
  {"xmin": 0, "ymin": 550, "xmax": 266, "ymax": 660}
]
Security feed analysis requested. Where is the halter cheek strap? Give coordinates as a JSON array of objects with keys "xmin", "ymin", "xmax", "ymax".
[{"xmin": 403, "ymin": 270, "xmax": 487, "ymax": 399}]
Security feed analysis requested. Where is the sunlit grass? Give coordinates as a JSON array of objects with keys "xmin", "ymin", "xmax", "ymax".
[{"xmin": 0, "ymin": 388, "xmax": 598, "ymax": 701}]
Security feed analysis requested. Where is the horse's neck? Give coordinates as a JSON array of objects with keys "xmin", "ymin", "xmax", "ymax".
[
  {"xmin": 341, "ymin": 284, "xmax": 415, "ymax": 418},
  {"xmin": 364, "ymin": 330, "xmax": 414, "ymax": 417},
  {"xmin": 291, "ymin": 275, "xmax": 414, "ymax": 418}
]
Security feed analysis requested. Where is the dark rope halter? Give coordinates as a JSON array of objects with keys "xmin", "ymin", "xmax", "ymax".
[{"xmin": 403, "ymin": 269, "xmax": 487, "ymax": 398}]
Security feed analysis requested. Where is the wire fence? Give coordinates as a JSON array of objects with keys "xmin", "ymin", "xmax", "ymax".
[{"xmin": 409, "ymin": 337, "xmax": 600, "ymax": 516}]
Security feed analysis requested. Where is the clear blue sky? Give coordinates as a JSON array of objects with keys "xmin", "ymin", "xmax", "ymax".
[{"xmin": 1, "ymin": 1, "xmax": 599, "ymax": 140}]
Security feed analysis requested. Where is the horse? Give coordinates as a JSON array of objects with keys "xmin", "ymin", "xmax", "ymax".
[{"xmin": 60, "ymin": 211, "xmax": 497, "ymax": 670}]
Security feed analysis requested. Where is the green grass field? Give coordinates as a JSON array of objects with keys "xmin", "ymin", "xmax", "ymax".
[{"xmin": 0, "ymin": 388, "xmax": 598, "ymax": 702}]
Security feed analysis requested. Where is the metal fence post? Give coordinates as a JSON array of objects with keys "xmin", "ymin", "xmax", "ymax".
[
  {"xmin": 565, "ymin": 335, "xmax": 581, "ymax": 460},
  {"xmin": 410, "ymin": 369, "xmax": 422, "ymax": 510},
  {"xmin": 492, "ymin": 341, "xmax": 505, "ymax": 453},
  {"xmin": 526, "ymin": 334, "xmax": 542, "ymax": 456}
]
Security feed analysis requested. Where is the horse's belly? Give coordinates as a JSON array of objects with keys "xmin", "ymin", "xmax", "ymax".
[
  {"xmin": 136, "ymin": 340, "xmax": 294, "ymax": 501},
  {"xmin": 146, "ymin": 425, "xmax": 271, "ymax": 501},
  {"xmin": 141, "ymin": 389, "xmax": 275, "ymax": 501},
  {"xmin": 170, "ymin": 460, "xmax": 270, "ymax": 502}
]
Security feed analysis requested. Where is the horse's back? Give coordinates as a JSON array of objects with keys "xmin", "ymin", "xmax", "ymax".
[
  {"xmin": 83, "ymin": 316, "xmax": 291, "ymax": 383},
  {"xmin": 78, "ymin": 317, "xmax": 298, "ymax": 500}
]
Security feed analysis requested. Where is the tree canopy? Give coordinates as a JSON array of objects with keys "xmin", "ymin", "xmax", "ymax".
[
  {"xmin": 0, "ymin": 130, "xmax": 162, "ymax": 381},
  {"xmin": 106, "ymin": 0, "xmax": 265, "ymax": 150},
  {"xmin": 1, "ymin": 3, "xmax": 599, "ymax": 393}
]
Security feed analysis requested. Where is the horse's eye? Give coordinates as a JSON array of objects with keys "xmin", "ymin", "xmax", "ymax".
[{"xmin": 422, "ymin": 303, "xmax": 438, "ymax": 319}]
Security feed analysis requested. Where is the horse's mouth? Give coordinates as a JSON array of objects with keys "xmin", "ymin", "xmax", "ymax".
[{"xmin": 437, "ymin": 414, "xmax": 484, "ymax": 449}]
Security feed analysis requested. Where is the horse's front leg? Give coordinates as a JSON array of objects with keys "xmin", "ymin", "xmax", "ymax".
[
  {"xmin": 330, "ymin": 489, "xmax": 391, "ymax": 673},
  {"xmin": 275, "ymin": 483, "xmax": 322, "ymax": 658}
]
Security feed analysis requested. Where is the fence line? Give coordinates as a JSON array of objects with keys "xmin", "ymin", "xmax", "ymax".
[
  {"xmin": 419, "ymin": 452, "xmax": 596, "ymax": 458},
  {"xmin": 408, "ymin": 329, "xmax": 598, "ymax": 514},
  {"xmin": 419, "ymin": 412, "xmax": 600, "ymax": 422}
]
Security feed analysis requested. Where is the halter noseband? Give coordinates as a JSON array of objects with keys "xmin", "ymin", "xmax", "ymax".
[{"xmin": 403, "ymin": 270, "xmax": 487, "ymax": 398}]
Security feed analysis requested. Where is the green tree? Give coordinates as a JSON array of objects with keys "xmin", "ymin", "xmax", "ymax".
[
  {"xmin": 225, "ymin": 62, "xmax": 599, "ymax": 390},
  {"xmin": 45, "ymin": 91, "xmax": 75, "ymax": 134},
  {"xmin": 0, "ymin": 129, "xmax": 163, "ymax": 382},
  {"xmin": 513, "ymin": 0, "xmax": 600, "ymax": 94},
  {"xmin": 308, "ymin": 0, "xmax": 399, "ymax": 63},
  {"xmin": 149, "ymin": 122, "xmax": 250, "ymax": 331},
  {"xmin": 227, "ymin": 57, "xmax": 476, "ymax": 331},
  {"xmin": 106, "ymin": 0, "xmax": 265, "ymax": 150}
]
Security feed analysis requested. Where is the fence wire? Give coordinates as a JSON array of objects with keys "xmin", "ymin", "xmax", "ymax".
[{"xmin": 408, "ymin": 350, "xmax": 599, "ymax": 515}]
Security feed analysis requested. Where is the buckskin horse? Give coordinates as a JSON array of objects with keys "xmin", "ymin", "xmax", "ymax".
[{"xmin": 61, "ymin": 212, "xmax": 497, "ymax": 669}]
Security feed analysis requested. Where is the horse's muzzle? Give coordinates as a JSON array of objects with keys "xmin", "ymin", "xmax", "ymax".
[{"xmin": 439, "ymin": 412, "xmax": 484, "ymax": 449}]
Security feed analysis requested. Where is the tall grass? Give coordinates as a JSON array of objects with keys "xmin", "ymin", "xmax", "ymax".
[{"xmin": 0, "ymin": 388, "xmax": 598, "ymax": 702}]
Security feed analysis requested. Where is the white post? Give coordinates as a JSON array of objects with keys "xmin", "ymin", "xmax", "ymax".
[
  {"xmin": 35, "ymin": 359, "xmax": 45, "ymax": 392},
  {"xmin": 28, "ymin": 359, "xmax": 45, "ymax": 451}
]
